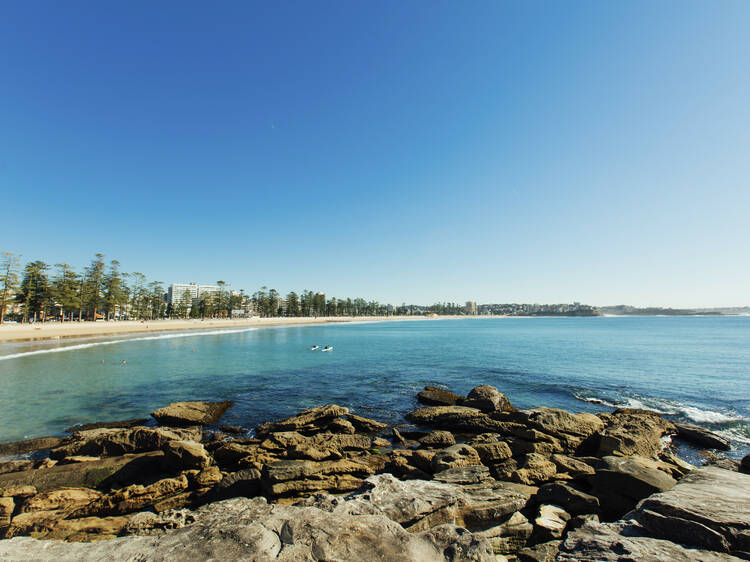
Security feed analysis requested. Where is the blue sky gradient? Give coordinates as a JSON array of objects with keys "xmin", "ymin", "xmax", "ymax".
[{"xmin": 1, "ymin": 1, "xmax": 748, "ymax": 306}]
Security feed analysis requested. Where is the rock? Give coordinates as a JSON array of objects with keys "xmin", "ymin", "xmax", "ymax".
[
  {"xmin": 517, "ymin": 539, "xmax": 562, "ymax": 562},
  {"xmin": 431, "ymin": 444, "xmax": 482, "ymax": 472},
  {"xmin": 0, "ymin": 458, "xmax": 56, "ymax": 475},
  {"xmin": 211, "ymin": 468, "xmax": 261, "ymax": 500},
  {"xmin": 0, "ymin": 485, "xmax": 36, "ymax": 499},
  {"xmin": 151, "ymin": 400, "xmax": 233, "ymax": 426},
  {"xmin": 0, "ymin": 496, "xmax": 495, "ymax": 561},
  {"xmin": 190, "ymin": 466, "xmax": 222, "ymax": 488},
  {"xmin": 559, "ymin": 519, "xmax": 741, "ymax": 561},
  {"xmin": 0, "ymin": 452, "xmax": 165, "ymax": 493},
  {"xmin": 211, "ymin": 442, "xmax": 275, "ymax": 471},
  {"xmin": 463, "ymin": 385, "xmax": 513, "ymax": 413},
  {"xmin": 392, "ymin": 427, "xmax": 410, "ymax": 446},
  {"xmin": 419, "ymin": 430, "xmax": 456, "ymax": 448},
  {"xmin": 0, "ymin": 496, "xmax": 14, "ymax": 535},
  {"xmin": 65, "ymin": 418, "xmax": 148, "ymax": 433},
  {"xmin": 433, "ymin": 465, "xmax": 493, "ymax": 485},
  {"xmin": 163, "ymin": 440, "xmax": 211, "ymax": 470},
  {"xmin": 634, "ymin": 466, "xmax": 750, "ymax": 554},
  {"xmin": 345, "ymin": 413, "xmax": 389, "ymax": 433},
  {"xmin": 372, "ymin": 437, "xmax": 390, "ymax": 448},
  {"xmin": 511, "ymin": 453, "xmax": 558, "ymax": 486},
  {"xmin": 533, "ymin": 504, "xmax": 571, "ymax": 541},
  {"xmin": 261, "ymin": 459, "xmax": 374, "ymax": 497},
  {"xmin": 513, "ymin": 407, "xmax": 604, "ymax": 451},
  {"xmin": 50, "ymin": 427, "xmax": 200, "ymax": 459},
  {"xmin": 472, "ymin": 441, "xmax": 513, "ymax": 464},
  {"xmin": 742, "ymin": 454, "xmax": 750, "ymax": 473},
  {"xmin": 256, "ymin": 404, "xmax": 349, "ymax": 435},
  {"xmin": 36, "ymin": 515, "xmax": 132, "ymax": 541},
  {"xmin": 478, "ymin": 511, "xmax": 533, "ymax": 554},
  {"xmin": 592, "ymin": 409, "xmax": 675, "ymax": 458},
  {"xmin": 0, "ymin": 436, "xmax": 63, "ymax": 456},
  {"xmin": 385, "ymin": 449, "xmax": 433, "ymax": 479},
  {"xmin": 218, "ymin": 425, "xmax": 246, "ymax": 435},
  {"xmin": 21, "ymin": 487, "xmax": 102, "ymax": 513},
  {"xmin": 506, "ymin": 436, "xmax": 563, "ymax": 458},
  {"xmin": 567, "ymin": 513, "xmax": 599, "ymax": 531},
  {"xmin": 534, "ymin": 482, "xmax": 599, "ymax": 515},
  {"xmin": 674, "ymin": 423, "xmax": 731, "ymax": 450},
  {"xmin": 123, "ymin": 509, "xmax": 196, "ymax": 536},
  {"xmin": 69, "ymin": 475, "xmax": 189, "ymax": 518},
  {"xmin": 417, "ymin": 386, "xmax": 465, "ymax": 406},
  {"xmin": 328, "ymin": 417, "xmax": 356, "ymax": 434},
  {"xmin": 550, "ymin": 454, "xmax": 595, "ymax": 479},
  {"xmin": 406, "ymin": 406, "xmax": 505, "ymax": 433},
  {"xmin": 591, "ymin": 455, "xmax": 677, "ymax": 518}
]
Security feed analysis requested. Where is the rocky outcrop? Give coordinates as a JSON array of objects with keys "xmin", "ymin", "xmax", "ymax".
[
  {"xmin": 463, "ymin": 385, "xmax": 513, "ymax": 413},
  {"xmin": 417, "ymin": 386, "xmax": 465, "ymax": 406},
  {"xmin": 406, "ymin": 406, "xmax": 504, "ymax": 433},
  {"xmin": 674, "ymin": 423, "xmax": 731, "ymax": 451},
  {"xmin": 0, "ymin": 497, "xmax": 495, "ymax": 561},
  {"xmin": 419, "ymin": 430, "xmax": 456, "ymax": 448},
  {"xmin": 256, "ymin": 404, "xmax": 349, "ymax": 435},
  {"xmin": 431, "ymin": 444, "xmax": 482, "ymax": 472},
  {"xmin": 151, "ymin": 401, "xmax": 233, "ymax": 426},
  {"xmin": 345, "ymin": 413, "xmax": 388, "ymax": 433},
  {"xmin": 0, "ymin": 436, "xmax": 63, "ymax": 456},
  {"xmin": 592, "ymin": 409, "xmax": 676, "ymax": 458},
  {"xmin": 49, "ymin": 427, "xmax": 200, "ymax": 460}
]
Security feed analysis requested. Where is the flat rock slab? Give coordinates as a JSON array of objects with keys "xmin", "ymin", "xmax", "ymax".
[
  {"xmin": 256, "ymin": 404, "xmax": 349, "ymax": 435},
  {"xmin": 0, "ymin": 437, "xmax": 63, "ymax": 456},
  {"xmin": 151, "ymin": 401, "xmax": 233, "ymax": 426},
  {"xmin": 674, "ymin": 423, "xmax": 731, "ymax": 451},
  {"xmin": 0, "ymin": 497, "xmax": 495, "ymax": 561}
]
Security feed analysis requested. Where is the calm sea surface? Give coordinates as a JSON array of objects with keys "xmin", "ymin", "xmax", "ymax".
[{"xmin": 1, "ymin": 317, "xmax": 748, "ymax": 460}]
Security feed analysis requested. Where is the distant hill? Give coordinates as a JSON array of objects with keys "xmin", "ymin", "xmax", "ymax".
[{"xmin": 600, "ymin": 305, "xmax": 750, "ymax": 316}]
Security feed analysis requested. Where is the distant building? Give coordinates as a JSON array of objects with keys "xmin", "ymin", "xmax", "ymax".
[
  {"xmin": 168, "ymin": 283, "xmax": 222, "ymax": 305},
  {"xmin": 465, "ymin": 301, "xmax": 478, "ymax": 315}
]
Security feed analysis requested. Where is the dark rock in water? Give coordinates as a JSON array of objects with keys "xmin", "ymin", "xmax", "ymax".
[
  {"xmin": 65, "ymin": 419, "xmax": 149, "ymax": 433},
  {"xmin": 417, "ymin": 386, "xmax": 465, "ymax": 406},
  {"xmin": 0, "ymin": 451, "xmax": 165, "ymax": 493},
  {"xmin": 218, "ymin": 425, "xmax": 246, "ymax": 435},
  {"xmin": 463, "ymin": 385, "xmax": 513, "ymax": 413},
  {"xmin": 559, "ymin": 520, "xmax": 736, "ymax": 561},
  {"xmin": 674, "ymin": 423, "xmax": 730, "ymax": 451},
  {"xmin": 256, "ymin": 404, "xmax": 349, "ymax": 436},
  {"xmin": 0, "ymin": 497, "xmax": 496, "ymax": 561},
  {"xmin": 634, "ymin": 466, "xmax": 750, "ymax": 554},
  {"xmin": 517, "ymin": 539, "xmax": 562, "ymax": 562},
  {"xmin": 345, "ymin": 413, "xmax": 388, "ymax": 433},
  {"xmin": 151, "ymin": 401, "xmax": 233, "ymax": 426},
  {"xmin": 533, "ymin": 482, "xmax": 599, "ymax": 515},
  {"xmin": 591, "ymin": 455, "xmax": 677, "ymax": 518},
  {"xmin": 0, "ymin": 436, "xmax": 63, "ymax": 456},
  {"xmin": 742, "ymin": 454, "xmax": 750, "ymax": 473}
]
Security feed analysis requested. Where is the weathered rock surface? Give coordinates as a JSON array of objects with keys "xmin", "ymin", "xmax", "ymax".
[
  {"xmin": 50, "ymin": 427, "xmax": 200, "ymax": 459},
  {"xmin": 593, "ymin": 409, "xmax": 675, "ymax": 458},
  {"xmin": 514, "ymin": 407, "xmax": 604, "ymax": 452},
  {"xmin": 0, "ymin": 458, "xmax": 57, "ymax": 475},
  {"xmin": 0, "ymin": 436, "xmax": 63, "ymax": 456},
  {"xmin": 472, "ymin": 441, "xmax": 513, "ymax": 464},
  {"xmin": 345, "ymin": 413, "xmax": 388, "ymax": 433},
  {"xmin": 463, "ymin": 385, "xmax": 513, "ymax": 413},
  {"xmin": 478, "ymin": 511, "xmax": 533, "ymax": 554},
  {"xmin": 417, "ymin": 386, "xmax": 465, "ymax": 406},
  {"xmin": 550, "ymin": 453, "xmax": 595, "ymax": 479},
  {"xmin": 533, "ymin": 504, "xmax": 571, "ymax": 542},
  {"xmin": 431, "ymin": 444, "xmax": 482, "ymax": 472},
  {"xmin": 419, "ymin": 430, "xmax": 456, "ymax": 448},
  {"xmin": 0, "ymin": 497, "xmax": 495, "ymax": 561},
  {"xmin": 406, "ymin": 406, "xmax": 504, "ymax": 433},
  {"xmin": 517, "ymin": 539, "xmax": 562, "ymax": 562},
  {"xmin": 533, "ymin": 482, "xmax": 599, "ymax": 515},
  {"xmin": 261, "ymin": 458, "xmax": 374, "ymax": 497},
  {"xmin": 65, "ymin": 418, "xmax": 148, "ymax": 433},
  {"xmin": 511, "ymin": 453, "xmax": 558, "ymax": 486},
  {"xmin": 674, "ymin": 423, "xmax": 731, "ymax": 451},
  {"xmin": 256, "ymin": 404, "xmax": 349, "ymax": 435},
  {"xmin": 151, "ymin": 400, "xmax": 233, "ymax": 426},
  {"xmin": 163, "ymin": 440, "xmax": 211, "ymax": 471}
]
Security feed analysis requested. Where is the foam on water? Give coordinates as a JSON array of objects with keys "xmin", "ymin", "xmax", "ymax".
[{"xmin": 0, "ymin": 328, "xmax": 258, "ymax": 362}]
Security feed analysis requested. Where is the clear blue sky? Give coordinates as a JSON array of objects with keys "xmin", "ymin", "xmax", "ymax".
[{"xmin": 1, "ymin": 1, "xmax": 748, "ymax": 307}]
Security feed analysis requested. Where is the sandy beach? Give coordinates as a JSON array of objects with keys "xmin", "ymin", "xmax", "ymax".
[{"xmin": 0, "ymin": 316, "xmax": 439, "ymax": 343}]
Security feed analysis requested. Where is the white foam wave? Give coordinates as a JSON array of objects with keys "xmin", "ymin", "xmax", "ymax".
[
  {"xmin": 0, "ymin": 328, "xmax": 258, "ymax": 362},
  {"xmin": 715, "ymin": 427, "xmax": 750, "ymax": 445}
]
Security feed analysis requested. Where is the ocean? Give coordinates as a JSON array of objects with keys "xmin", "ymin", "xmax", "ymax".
[{"xmin": 1, "ymin": 317, "xmax": 748, "ymax": 461}]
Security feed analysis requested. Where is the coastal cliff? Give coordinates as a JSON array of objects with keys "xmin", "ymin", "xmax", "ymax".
[{"xmin": 0, "ymin": 389, "xmax": 748, "ymax": 560}]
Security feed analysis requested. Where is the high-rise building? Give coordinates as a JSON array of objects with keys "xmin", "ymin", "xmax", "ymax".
[
  {"xmin": 168, "ymin": 283, "xmax": 222, "ymax": 305},
  {"xmin": 465, "ymin": 301, "xmax": 478, "ymax": 315}
]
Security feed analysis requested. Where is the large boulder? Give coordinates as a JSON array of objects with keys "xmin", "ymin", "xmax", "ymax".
[
  {"xmin": 417, "ymin": 386, "xmax": 465, "ymax": 406},
  {"xmin": 477, "ymin": 511, "xmax": 533, "ymax": 555},
  {"xmin": 0, "ymin": 497, "xmax": 495, "ymax": 561},
  {"xmin": 151, "ymin": 401, "xmax": 233, "ymax": 426},
  {"xmin": 345, "ymin": 413, "xmax": 388, "ymax": 433},
  {"xmin": 674, "ymin": 423, "xmax": 730, "ymax": 451},
  {"xmin": 463, "ymin": 385, "xmax": 513, "ymax": 413},
  {"xmin": 513, "ymin": 408, "xmax": 604, "ymax": 452},
  {"xmin": 406, "ymin": 406, "xmax": 504, "ymax": 433},
  {"xmin": 592, "ymin": 409, "xmax": 675, "ymax": 458},
  {"xmin": 261, "ymin": 458, "xmax": 374, "ymax": 498},
  {"xmin": 256, "ymin": 404, "xmax": 349, "ymax": 436},
  {"xmin": 163, "ymin": 440, "xmax": 211, "ymax": 471},
  {"xmin": 49, "ymin": 427, "xmax": 200, "ymax": 459},
  {"xmin": 533, "ymin": 482, "xmax": 599, "ymax": 515},
  {"xmin": 431, "ymin": 444, "xmax": 482, "ymax": 472},
  {"xmin": 419, "ymin": 431, "xmax": 456, "ymax": 448}
]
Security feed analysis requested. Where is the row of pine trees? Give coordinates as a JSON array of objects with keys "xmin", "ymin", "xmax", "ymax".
[{"xmin": 0, "ymin": 251, "xmax": 414, "ymax": 323}]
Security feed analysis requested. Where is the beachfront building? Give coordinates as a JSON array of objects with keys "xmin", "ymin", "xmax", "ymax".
[
  {"xmin": 465, "ymin": 301, "xmax": 478, "ymax": 315},
  {"xmin": 167, "ymin": 283, "xmax": 222, "ymax": 305}
]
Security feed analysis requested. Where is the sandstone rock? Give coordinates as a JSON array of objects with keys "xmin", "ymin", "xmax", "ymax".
[
  {"xmin": 550, "ymin": 454, "xmax": 595, "ymax": 479},
  {"xmin": 0, "ymin": 436, "xmax": 63, "ymax": 456},
  {"xmin": 328, "ymin": 417, "xmax": 356, "ymax": 434},
  {"xmin": 211, "ymin": 442, "xmax": 275, "ymax": 471},
  {"xmin": 674, "ymin": 423, "xmax": 731, "ymax": 451},
  {"xmin": 392, "ymin": 427, "xmax": 411, "ymax": 446},
  {"xmin": 372, "ymin": 437, "xmax": 390, "ymax": 448},
  {"xmin": 65, "ymin": 418, "xmax": 148, "ymax": 433},
  {"xmin": 591, "ymin": 455, "xmax": 677, "ymax": 517},
  {"xmin": 0, "ymin": 496, "xmax": 496, "ymax": 561},
  {"xmin": 742, "ymin": 454, "xmax": 750, "ymax": 473},
  {"xmin": 163, "ymin": 440, "xmax": 211, "ymax": 470},
  {"xmin": 506, "ymin": 436, "xmax": 563, "ymax": 458},
  {"xmin": 419, "ymin": 430, "xmax": 456, "ymax": 448},
  {"xmin": 513, "ymin": 407, "xmax": 604, "ymax": 451},
  {"xmin": 0, "ymin": 496, "xmax": 14, "ymax": 534},
  {"xmin": 407, "ymin": 406, "xmax": 504, "ymax": 433},
  {"xmin": 123, "ymin": 509, "xmax": 196, "ymax": 536},
  {"xmin": 533, "ymin": 504, "xmax": 571, "ymax": 542},
  {"xmin": 463, "ymin": 385, "xmax": 513, "ymax": 413},
  {"xmin": 593, "ymin": 409, "xmax": 675, "ymax": 458},
  {"xmin": 0, "ymin": 452, "xmax": 165, "ymax": 493},
  {"xmin": 255, "ymin": 404, "xmax": 349, "ymax": 435},
  {"xmin": 534, "ymin": 482, "xmax": 599, "ymax": 515},
  {"xmin": 511, "ymin": 453, "xmax": 557, "ymax": 486},
  {"xmin": 151, "ymin": 400, "xmax": 233, "ymax": 426},
  {"xmin": 517, "ymin": 540, "xmax": 562, "ymax": 562},
  {"xmin": 559, "ymin": 520, "xmax": 741, "ymax": 561},
  {"xmin": 490, "ymin": 458, "xmax": 518, "ymax": 481},
  {"xmin": 473, "ymin": 441, "xmax": 513, "ymax": 464},
  {"xmin": 50, "ymin": 427, "xmax": 199, "ymax": 459},
  {"xmin": 385, "ymin": 449, "xmax": 433, "ymax": 479},
  {"xmin": 431, "ymin": 444, "xmax": 482, "ymax": 472},
  {"xmin": 211, "ymin": 468, "xmax": 261, "ymax": 500},
  {"xmin": 478, "ymin": 511, "xmax": 533, "ymax": 554},
  {"xmin": 21, "ymin": 487, "xmax": 102, "ymax": 513},
  {"xmin": 35, "ymin": 515, "xmax": 132, "ymax": 541},
  {"xmin": 190, "ymin": 466, "xmax": 222, "ymax": 488},
  {"xmin": 0, "ymin": 458, "xmax": 56, "ymax": 475},
  {"xmin": 346, "ymin": 413, "xmax": 389, "ymax": 433},
  {"xmin": 0, "ymin": 485, "xmax": 36, "ymax": 498},
  {"xmin": 417, "ymin": 386, "xmax": 465, "ymax": 406},
  {"xmin": 634, "ymin": 466, "xmax": 750, "ymax": 554},
  {"xmin": 262, "ymin": 458, "xmax": 373, "ymax": 497},
  {"xmin": 433, "ymin": 465, "xmax": 493, "ymax": 485}
]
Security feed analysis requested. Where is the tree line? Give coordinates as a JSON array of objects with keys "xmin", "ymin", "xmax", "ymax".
[{"xmin": 1, "ymin": 251, "xmax": 456, "ymax": 323}]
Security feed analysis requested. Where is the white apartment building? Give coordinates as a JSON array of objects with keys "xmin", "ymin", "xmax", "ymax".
[{"xmin": 168, "ymin": 283, "xmax": 222, "ymax": 305}]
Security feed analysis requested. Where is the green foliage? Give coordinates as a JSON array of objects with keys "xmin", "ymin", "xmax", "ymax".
[
  {"xmin": 0, "ymin": 251, "xmax": 22, "ymax": 323},
  {"xmin": 17, "ymin": 260, "xmax": 51, "ymax": 321}
]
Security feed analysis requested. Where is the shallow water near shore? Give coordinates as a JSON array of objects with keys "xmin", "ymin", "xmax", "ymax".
[{"xmin": 0, "ymin": 317, "xmax": 748, "ymax": 460}]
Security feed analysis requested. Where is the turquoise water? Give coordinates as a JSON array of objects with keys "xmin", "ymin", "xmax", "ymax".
[{"xmin": 1, "ymin": 317, "xmax": 748, "ymax": 459}]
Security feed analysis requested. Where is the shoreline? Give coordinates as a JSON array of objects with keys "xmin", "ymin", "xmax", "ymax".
[{"xmin": 0, "ymin": 315, "xmax": 451, "ymax": 344}]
